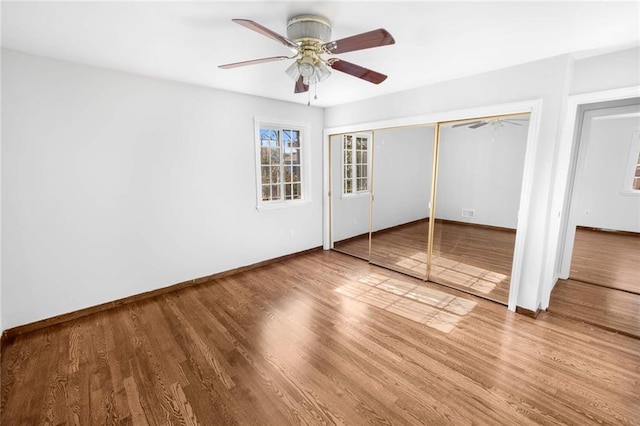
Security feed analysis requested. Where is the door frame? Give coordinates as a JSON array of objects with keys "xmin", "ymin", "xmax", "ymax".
[
  {"xmin": 323, "ymin": 99, "xmax": 543, "ymax": 312},
  {"xmin": 541, "ymin": 86, "xmax": 640, "ymax": 309}
]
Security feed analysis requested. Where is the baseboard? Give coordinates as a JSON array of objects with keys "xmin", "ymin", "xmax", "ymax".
[
  {"xmin": 3, "ymin": 246, "xmax": 322, "ymax": 340},
  {"xmin": 515, "ymin": 306, "xmax": 543, "ymax": 319},
  {"xmin": 576, "ymin": 226, "xmax": 639, "ymax": 237}
]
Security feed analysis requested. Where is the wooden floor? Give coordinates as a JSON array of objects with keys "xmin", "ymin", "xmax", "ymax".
[
  {"xmin": 549, "ymin": 279, "xmax": 640, "ymax": 338},
  {"xmin": 3, "ymin": 250, "xmax": 639, "ymax": 425},
  {"xmin": 548, "ymin": 227, "xmax": 640, "ymax": 338},
  {"xmin": 335, "ymin": 220, "xmax": 514, "ymax": 304},
  {"xmin": 570, "ymin": 228, "xmax": 639, "ymax": 294}
]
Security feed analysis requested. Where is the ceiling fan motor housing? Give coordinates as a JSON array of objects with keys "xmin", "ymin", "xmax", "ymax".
[{"xmin": 287, "ymin": 15, "xmax": 332, "ymax": 43}]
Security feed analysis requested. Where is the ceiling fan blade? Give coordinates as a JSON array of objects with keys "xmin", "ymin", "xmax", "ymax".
[
  {"xmin": 503, "ymin": 120, "xmax": 524, "ymax": 126},
  {"xmin": 452, "ymin": 121, "xmax": 482, "ymax": 128},
  {"xmin": 329, "ymin": 59, "xmax": 387, "ymax": 84},
  {"xmin": 218, "ymin": 56, "xmax": 290, "ymax": 69},
  {"xmin": 323, "ymin": 28, "xmax": 395, "ymax": 54},
  {"xmin": 469, "ymin": 122, "xmax": 489, "ymax": 129},
  {"xmin": 294, "ymin": 76, "xmax": 309, "ymax": 94},
  {"xmin": 232, "ymin": 19, "xmax": 299, "ymax": 51}
]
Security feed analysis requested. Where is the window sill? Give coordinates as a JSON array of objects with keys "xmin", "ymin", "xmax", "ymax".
[
  {"xmin": 340, "ymin": 192, "xmax": 371, "ymax": 201},
  {"xmin": 256, "ymin": 199, "xmax": 312, "ymax": 211}
]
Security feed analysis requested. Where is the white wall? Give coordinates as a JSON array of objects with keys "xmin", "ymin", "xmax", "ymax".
[
  {"xmin": 1, "ymin": 49, "xmax": 324, "ymax": 329},
  {"xmin": 436, "ymin": 121, "xmax": 529, "ymax": 229},
  {"xmin": 325, "ymin": 55, "xmax": 573, "ymax": 311},
  {"xmin": 571, "ymin": 47, "xmax": 640, "ymax": 95},
  {"xmin": 573, "ymin": 105, "xmax": 640, "ymax": 232},
  {"xmin": 372, "ymin": 126, "xmax": 433, "ymax": 231}
]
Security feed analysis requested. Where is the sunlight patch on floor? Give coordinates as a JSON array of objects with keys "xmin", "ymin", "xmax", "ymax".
[
  {"xmin": 335, "ymin": 274, "xmax": 477, "ymax": 333},
  {"xmin": 391, "ymin": 252, "xmax": 509, "ymax": 294}
]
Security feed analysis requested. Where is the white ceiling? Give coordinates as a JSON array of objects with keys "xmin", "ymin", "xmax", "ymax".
[{"xmin": 2, "ymin": 1, "xmax": 639, "ymax": 107}]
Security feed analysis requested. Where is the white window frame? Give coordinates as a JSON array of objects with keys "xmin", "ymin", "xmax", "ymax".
[
  {"xmin": 254, "ymin": 118, "xmax": 310, "ymax": 210},
  {"xmin": 341, "ymin": 132, "xmax": 372, "ymax": 199},
  {"xmin": 622, "ymin": 131, "xmax": 640, "ymax": 196}
]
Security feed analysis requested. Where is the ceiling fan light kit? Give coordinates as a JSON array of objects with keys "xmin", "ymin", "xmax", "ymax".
[{"xmin": 219, "ymin": 14, "xmax": 395, "ymax": 98}]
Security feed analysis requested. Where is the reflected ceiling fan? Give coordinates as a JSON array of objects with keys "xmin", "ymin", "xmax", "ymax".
[
  {"xmin": 452, "ymin": 118, "xmax": 529, "ymax": 129},
  {"xmin": 218, "ymin": 15, "xmax": 395, "ymax": 94}
]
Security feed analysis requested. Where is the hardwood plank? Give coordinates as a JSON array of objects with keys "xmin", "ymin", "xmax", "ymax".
[{"xmin": 2, "ymin": 250, "xmax": 639, "ymax": 425}]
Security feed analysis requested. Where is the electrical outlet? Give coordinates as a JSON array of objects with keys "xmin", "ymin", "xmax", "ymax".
[{"xmin": 462, "ymin": 208, "xmax": 475, "ymax": 219}]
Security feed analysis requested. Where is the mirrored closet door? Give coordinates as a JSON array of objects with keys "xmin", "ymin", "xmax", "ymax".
[
  {"xmin": 430, "ymin": 115, "xmax": 529, "ymax": 304},
  {"xmin": 331, "ymin": 132, "xmax": 373, "ymax": 260},
  {"xmin": 369, "ymin": 125, "xmax": 435, "ymax": 279},
  {"xmin": 329, "ymin": 113, "xmax": 530, "ymax": 305}
]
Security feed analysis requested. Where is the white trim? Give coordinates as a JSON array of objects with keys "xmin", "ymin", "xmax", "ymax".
[
  {"xmin": 323, "ymin": 99, "xmax": 543, "ymax": 312},
  {"xmin": 546, "ymin": 86, "xmax": 640, "ymax": 308},
  {"xmin": 254, "ymin": 117, "xmax": 310, "ymax": 210}
]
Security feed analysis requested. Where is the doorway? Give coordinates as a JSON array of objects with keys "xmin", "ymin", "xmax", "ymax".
[{"xmin": 549, "ymin": 97, "xmax": 640, "ymax": 337}]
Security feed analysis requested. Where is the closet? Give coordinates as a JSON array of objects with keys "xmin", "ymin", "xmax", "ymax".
[{"xmin": 330, "ymin": 113, "xmax": 530, "ymax": 304}]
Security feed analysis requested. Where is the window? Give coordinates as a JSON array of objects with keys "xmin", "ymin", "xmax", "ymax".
[
  {"xmin": 256, "ymin": 120, "xmax": 307, "ymax": 208},
  {"xmin": 342, "ymin": 133, "xmax": 370, "ymax": 196},
  {"xmin": 632, "ymin": 151, "xmax": 640, "ymax": 191},
  {"xmin": 623, "ymin": 131, "xmax": 640, "ymax": 194}
]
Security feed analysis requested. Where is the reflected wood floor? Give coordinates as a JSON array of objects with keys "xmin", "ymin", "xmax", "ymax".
[
  {"xmin": 3, "ymin": 250, "xmax": 639, "ymax": 425},
  {"xmin": 335, "ymin": 220, "xmax": 514, "ymax": 304},
  {"xmin": 549, "ymin": 279, "xmax": 640, "ymax": 338},
  {"xmin": 570, "ymin": 228, "xmax": 640, "ymax": 294},
  {"xmin": 549, "ymin": 228, "xmax": 640, "ymax": 337}
]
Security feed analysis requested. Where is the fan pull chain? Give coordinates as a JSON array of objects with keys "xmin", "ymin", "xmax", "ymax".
[
  {"xmin": 314, "ymin": 84, "xmax": 318, "ymax": 101},
  {"xmin": 307, "ymin": 88, "xmax": 311, "ymax": 106}
]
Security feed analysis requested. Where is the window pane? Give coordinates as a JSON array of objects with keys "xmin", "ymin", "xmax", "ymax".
[
  {"xmin": 634, "ymin": 177, "xmax": 640, "ymax": 190},
  {"xmin": 292, "ymin": 183, "xmax": 301, "ymax": 199},
  {"xmin": 270, "ymin": 148, "xmax": 281, "ymax": 163},
  {"xmin": 284, "ymin": 166, "xmax": 292, "ymax": 183},
  {"xmin": 261, "ymin": 147, "xmax": 270, "ymax": 165},
  {"xmin": 344, "ymin": 135, "xmax": 352, "ymax": 149},
  {"xmin": 284, "ymin": 147, "xmax": 300, "ymax": 164},
  {"xmin": 290, "ymin": 166, "xmax": 301, "ymax": 183},
  {"xmin": 262, "ymin": 185, "xmax": 270, "ymax": 201},
  {"xmin": 261, "ymin": 166, "xmax": 271, "ymax": 184},
  {"xmin": 345, "ymin": 165, "xmax": 352, "ymax": 179},
  {"xmin": 357, "ymin": 178, "xmax": 368, "ymax": 191},
  {"xmin": 270, "ymin": 184, "xmax": 280, "ymax": 200},
  {"xmin": 285, "ymin": 184, "xmax": 293, "ymax": 200},
  {"xmin": 271, "ymin": 166, "xmax": 280, "ymax": 183},
  {"xmin": 345, "ymin": 180, "xmax": 352, "ymax": 194},
  {"xmin": 284, "ymin": 129, "xmax": 300, "ymax": 148}
]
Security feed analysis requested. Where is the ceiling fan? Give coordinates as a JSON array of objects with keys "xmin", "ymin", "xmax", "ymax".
[
  {"xmin": 218, "ymin": 14, "xmax": 395, "ymax": 94},
  {"xmin": 451, "ymin": 118, "xmax": 529, "ymax": 130}
]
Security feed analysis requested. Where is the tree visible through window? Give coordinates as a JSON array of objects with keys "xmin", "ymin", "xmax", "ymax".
[
  {"xmin": 259, "ymin": 127, "xmax": 302, "ymax": 202},
  {"xmin": 343, "ymin": 134, "xmax": 370, "ymax": 195}
]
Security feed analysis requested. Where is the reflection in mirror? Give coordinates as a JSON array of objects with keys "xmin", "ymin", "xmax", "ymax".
[
  {"xmin": 369, "ymin": 126, "xmax": 435, "ymax": 279},
  {"xmin": 431, "ymin": 115, "xmax": 530, "ymax": 304},
  {"xmin": 331, "ymin": 132, "xmax": 373, "ymax": 260}
]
